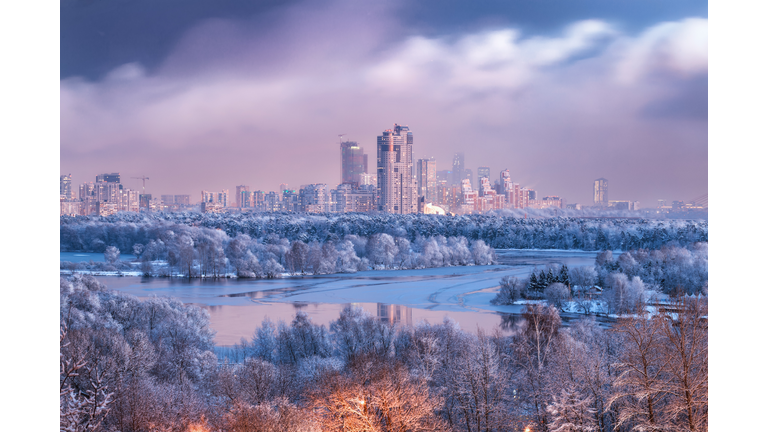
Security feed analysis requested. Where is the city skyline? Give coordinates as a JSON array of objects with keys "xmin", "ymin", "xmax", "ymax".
[
  {"xmin": 61, "ymin": 140, "xmax": 665, "ymax": 211},
  {"xmin": 60, "ymin": 0, "xmax": 707, "ymax": 208}
]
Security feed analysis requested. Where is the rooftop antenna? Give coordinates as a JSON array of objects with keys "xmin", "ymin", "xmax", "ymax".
[{"xmin": 132, "ymin": 176, "xmax": 150, "ymax": 193}]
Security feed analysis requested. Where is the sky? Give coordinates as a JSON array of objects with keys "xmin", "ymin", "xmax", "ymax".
[{"xmin": 60, "ymin": 0, "xmax": 708, "ymax": 206}]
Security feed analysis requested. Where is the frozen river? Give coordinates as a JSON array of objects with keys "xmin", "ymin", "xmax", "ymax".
[{"xmin": 68, "ymin": 249, "xmax": 601, "ymax": 345}]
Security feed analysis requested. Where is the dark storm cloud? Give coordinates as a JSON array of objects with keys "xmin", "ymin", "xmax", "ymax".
[
  {"xmin": 60, "ymin": 0, "xmax": 707, "ymax": 206},
  {"xmin": 62, "ymin": 0, "xmax": 707, "ymax": 80},
  {"xmin": 61, "ymin": 0, "xmax": 305, "ymax": 79}
]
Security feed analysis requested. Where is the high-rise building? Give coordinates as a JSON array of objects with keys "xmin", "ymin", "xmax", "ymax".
[
  {"xmin": 299, "ymin": 184, "xmax": 330, "ymax": 213},
  {"xmin": 478, "ymin": 176, "xmax": 493, "ymax": 197},
  {"xmin": 121, "ymin": 190, "xmax": 140, "ymax": 212},
  {"xmin": 236, "ymin": 185, "xmax": 250, "ymax": 208},
  {"xmin": 264, "ymin": 192, "xmax": 280, "ymax": 212},
  {"xmin": 463, "ymin": 169, "xmax": 473, "ymax": 187},
  {"xmin": 94, "ymin": 182, "xmax": 122, "ymax": 204},
  {"xmin": 202, "ymin": 190, "xmax": 229, "ymax": 207},
  {"xmin": 452, "ymin": 153, "xmax": 464, "ymax": 186},
  {"xmin": 340, "ymin": 141, "xmax": 368, "ymax": 185},
  {"xmin": 477, "ymin": 167, "xmax": 490, "ymax": 190},
  {"xmin": 416, "ymin": 157, "xmax": 437, "ymax": 203},
  {"xmin": 281, "ymin": 189, "xmax": 299, "ymax": 212},
  {"xmin": 377, "ymin": 124, "xmax": 416, "ymax": 214},
  {"xmin": 437, "ymin": 170, "xmax": 452, "ymax": 183},
  {"xmin": 359, "ymin": 172, "xmax": 376, "ymax": 187},
  {"xmin": 161, "ymin": 195, "xmax": 190, "ymax": 207},
  {"xmin": 500, "ymin": 169, "xmax": 511, "ymax": 192},
  {"xmin": 252, "ymin": 191, "xmax": 265, "ymax": 210},
  {"xmin": 96, "ymin": 173, "xmax": 120, "ymax": 183},
  {"xmin": 79, "ymin": 182, "xmax": 95, "ymax": 202},
  {"xmin": 594, "ymin": 178, "xmax": 608, "ymax": 206},
  {"xmin": 332, "ymin": 184, "xmax": 376, "ymax": 213},
  {"xmin": 60, "ymin": 174, "xmax": 72, "ymax": 199},
  {"xmin": 139, "ymin": 194, "xmax": 152, "ymax": 210}
]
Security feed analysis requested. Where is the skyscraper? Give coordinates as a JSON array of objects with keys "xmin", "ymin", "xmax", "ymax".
[
  {"xmin": 416, "ymin": 157, "xmax": 437, "ymax": 203},
  {"xmin": 594, "ymin": 178, "xmax": 608, "ymax": 206},
  {"xmin": 500, "ymin": 169, "xmax": 511, "ymax": 192},
  {"xmin": 340, "ymin": 141, "xmax": 368, "ymax": 185},
  {"xmin": 60, "ymin": 174, "xmax": 72, "ymax": 199},
  {"xmin": 236, "ymin": 185, "xmax": 250, "ymax": 208},
  {"xmin": 377, "ymin": 124, "xmax": 416, "ymax": 214},
  {"xmin": 452, "ymin": 153, "xmax": 464, "ymax": 186},
  {"xmin": 477, "ymin": 166, "xmax": 490, "ymax": 190}
]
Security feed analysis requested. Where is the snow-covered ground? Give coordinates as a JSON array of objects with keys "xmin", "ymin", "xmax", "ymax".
[{"xmin": 82, "ymin": 249, "xmax": 598, "ymax": 345}]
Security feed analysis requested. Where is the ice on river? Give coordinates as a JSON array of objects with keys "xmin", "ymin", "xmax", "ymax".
[{"xmin": 91, "ymin": 249, "xmax": 599, "ymax": 345}]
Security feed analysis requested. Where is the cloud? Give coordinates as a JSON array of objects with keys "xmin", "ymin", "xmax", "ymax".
[
  {"xmin": 60, "ymin": 1, "xmax": 707, "ymax": 207},
  {"xmin": 365, "ymin": 20, "xmax": 616, "ymax": 96},
  {"xmin": 614, "ymin": 17, "xmax": 708, "ymax": 83}
]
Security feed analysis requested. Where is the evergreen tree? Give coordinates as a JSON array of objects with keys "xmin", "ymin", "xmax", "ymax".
[
  {"xmin": 546, "ymin": 268, "xmax": 555, "ymax": 286},
  {"xmin": 529, "ymin": 272, "xmax": 540, "ymax": 292},
  {"xmin": 558, "ymin": 265, "xmax": 570, "ymax": 287}
]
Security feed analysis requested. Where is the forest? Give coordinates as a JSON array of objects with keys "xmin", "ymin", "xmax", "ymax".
[
  {"xmin": 492, "ymin": 243, "xmax": 709, "ymax": 314},
  {"xmin": 60, "ymin": 212, "xmax": 707, "ymax": 253},
  {"xmin": 61, "ymin": 274, "xmax": 707, "ymax": 432},
  {"xmin": 60, "ymin": 231, "xmax": 496, "ymax": 278}
]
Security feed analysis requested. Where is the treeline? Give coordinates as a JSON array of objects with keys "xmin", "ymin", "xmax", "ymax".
[
  {"xmin": 493, "ymin": 243, "xmax": 708, "ymax": 314},
  {"xmin": 61, "ymin": 275, "xmax": 707, "ymax": 432},
  {"xmin": 62, "ymin": 226, "xmax": 496, "ymax": 278},
  {"xmin": 60, "ymin": 212, "xmax": 707, "ymax": 253}
]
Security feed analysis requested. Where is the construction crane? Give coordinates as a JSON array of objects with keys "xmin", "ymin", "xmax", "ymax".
[
  {"xmin": 338, "ymin": 134, "xmax": 347, "ymax": 143},
  {"xmin": 132, "ymin": 176, "xmax": 150, "ymax": 193}
]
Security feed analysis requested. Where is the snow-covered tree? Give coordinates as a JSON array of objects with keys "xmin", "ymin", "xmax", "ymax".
[
  {"xmin": 104, "ymin": 246, "xmax": 120, "ymax": 265},
  {"xmin": 491, "ymin": 276, "xmax": 525, "ymax": 305},
  {"xmin": 545, "ymin": 282, "xmax": 571, "ymax": 311}
]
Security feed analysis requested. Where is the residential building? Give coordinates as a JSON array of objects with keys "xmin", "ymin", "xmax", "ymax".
[
  {"xmin": 451, "ymin": 153, "xmax": 464, "ymax": 186},
  {"xmin": 500, "ymin": 169, "xmax": 511, "ymax": 192},
  {"xmin": 332, "ymin": 183, "xmax": 376, "ymax": 213},
  {"xmin": 281, "ymin": 189, "xmax": 299, "ymax": 212},
  {"xmin": 594, "ymin": 178, "xmax": 608, "ymax": 206},
  {"xmin": 478, "ymin": 176, "xmax": 493, "ymax": 197},
  {"xmin": 340, "ymin": 141, "xmax": 368, "ymax": 186},
  {"xmin": 264, "ymin": 192, "xmax": 281, "ymax": 212},
  {"xmin": 60, "ymin": 174, "xmax": 73, "ymax": 200},
  {"xmin": 376, "ymin": 124, "xmax": 416, "ymax": 214},
  {"xmin": 477, "ymin": 166, "xmax": 490, "ymax": 190},
  {"xmin": 202, "ymin": 190, "xmax": 229, "ymax": 207},
  {"xmin": 529, "ymin": 196, "xmax": 565, "ymax": 209},
  {"xmin": 236, "ymin": 185, "xmax": 251, "ymax": 208},
  {"xmin": 416, "ymin": 157, "xmax": 437, "ymax": 203},
  {"xmin": 609, "ymin": 200, "xmax": 640, "ymax": 211},
  {"xmin": 79, "ymin": 182, "xmax": 95, "ymax": 202},
  {"xmin": 299, "ymin": 184, "xmax": 330, "ymax": 213},
  {"xmin": 359, "ymin": 172, "xmax": 376, "ymax": 187},
  {"xmin": 139, "ymin": 194, "xmax": 152, "ymax": 210},
  {"xmin": 60, "ymin": 201, "xmax": 81, "ymax": 216}
]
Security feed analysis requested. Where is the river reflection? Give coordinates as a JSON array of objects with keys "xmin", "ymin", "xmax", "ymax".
[
  {"xmin": 202, "ymin": 301, "xmax": 513, "ymax": 345},
  {"xmin": 84, "ymin": 249, "xmax": 601, "ymax": 346}
]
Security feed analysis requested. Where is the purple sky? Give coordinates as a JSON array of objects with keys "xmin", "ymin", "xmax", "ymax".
[{"xmin": 60, "ymin": 0, "xmax": 707, "ymax": 206}]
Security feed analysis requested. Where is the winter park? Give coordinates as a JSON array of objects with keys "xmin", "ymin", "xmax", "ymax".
[
  {"xmin": 60, "ymin": 212, "xmax": 707, "ymax": 431},
  {"xmin": 56, "ymin": 0, "xmax": 710, "ymax": 431}
]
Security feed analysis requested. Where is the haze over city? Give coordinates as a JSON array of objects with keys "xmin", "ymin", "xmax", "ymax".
[{"xmin": 60, "ymin": 0, "xmax": 707, "ymax": 207}]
